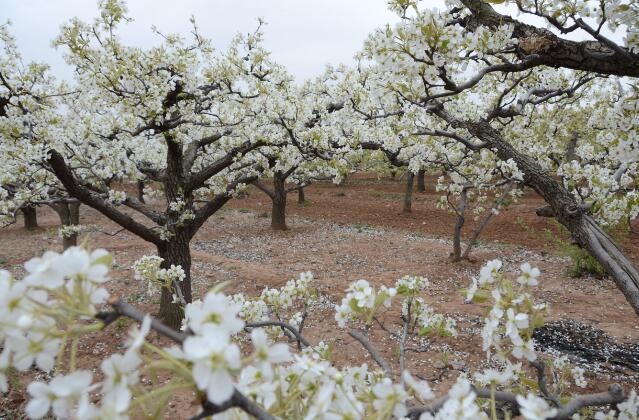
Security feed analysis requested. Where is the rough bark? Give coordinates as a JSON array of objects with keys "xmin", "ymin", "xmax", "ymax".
[
  {"xmin": 451, "ymin": 189, "xmax": 468, "ymax": 262},
  {"xmin": 458, "ymin": 0, "xmax": 639, "ymax": 78},
  {"xmin": 21, "ymin": 206, "xmax": 38, "ymax": 230},
  {"xmin": 403, "ymin": 172, "xmax": 415, "ymax": 213},
  {"xmin": 159, "ymin": 133, "xmax": 194, "ymax": 328},
  {"xmin": 271, "ymin": 172, "xmax": 288, "ymax": 230},
  {"xmin": 417, "ymin": 169, "xmax": 426, "ymax": 192},
  {"xmin": 465, "ymin": 120, "xmax": 639, "ymax": 316},
  {"xmin": 297, "ymin": 186, "xmax": 305, "ymax": 204},
  {"xmin": 157, "ymin": 230, "xmax": 192, "ymax": 330}
]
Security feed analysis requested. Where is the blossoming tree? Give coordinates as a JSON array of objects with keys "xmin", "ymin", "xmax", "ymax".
[
  {"xmin": 344, "ymin": 0, "xmax": 639, "ymax": 316},
  {"xmin": 16, "ymin": 2, "xmax": 300, "ymax": 327}
]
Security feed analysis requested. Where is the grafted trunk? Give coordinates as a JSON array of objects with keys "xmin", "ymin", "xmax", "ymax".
[
  {"xmin": 157, "ymin": 230, "xmax": 192, "ymax": 330},
  {"xmin": 272, "ymin": 172, "xmax": 287, "ymax": 230},
  {"xmin": 52, "ymin": 201, "xmax": 81, "ymax": 250},
  {"xmin": 22, "ymin": 206, "xmax": 38, "ymax": 230},
  {"xmin": 298, "ymin": 187, "xmax": 305, "ymax": 204},
  {"xmin": 403, "ymin": 172, "xmax": 415, "ymax": 213},
  {"xmin": 451, "ymin": 189, "xmax": 468, "ymax": 262},
  {"xmin": 467, "ymin": 120, "xmax": 639, "ymax": 316},
  {"xmin": 137, "ymin": 180, "xmax": 145, "ymax": 203},
  {"xmin": 417, "ymin": 169, "xmax": 426, "ymax": 192}
]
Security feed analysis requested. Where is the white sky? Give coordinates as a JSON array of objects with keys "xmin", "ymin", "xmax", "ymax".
[
  {"xmin": 1, "ymin": 0, "xmax": 624, "ymax": 83},
  {"xmin": 1, "ymin": 0, "xmax": 439, "ymax": 81}
]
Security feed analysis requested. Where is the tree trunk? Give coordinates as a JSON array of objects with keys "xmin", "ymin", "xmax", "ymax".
[
  {"xmin": 403, "ymin": 172, "xmax": 415, "ymax": 213},
  {"xmin": 137, "ymin": 180, "xmax": 145, "ymax": 203},
  {"xmin": 271, "ymin": 172, "xmax": 288, "ymax": 230},
  {"xmin": 52, "ymin": 201, "xmax": 81, "ymax": 250},
  {"xmin": 417, "ymin": 169, "xmax": 426, "ymax": 192},
  {"xmin": 451, "ymin": 189, "xmax": 468, "ymax": 262},
  {"xmin": 462, "ymin": 184, "xmax": 513, "ymax": 260},
  {"xmin": 157, "ymin": 230, "xmax": 192, "ymax": 330},
  {"xmin": 22, "ymin": 206, "xmax": 38, "ymax": 230},
  {"xmin": 298, "ymin": 187, "xmax": 305, "ymax": 204},
  {"xmin": 467, "ymin": 120, "xmax": 639, "ymax": 316}
]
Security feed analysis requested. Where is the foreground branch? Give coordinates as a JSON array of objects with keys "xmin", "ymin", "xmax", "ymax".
[
  {"xmin": 408, "ymin": 383, "xmax": 624, "ymax": 420},
  {"xmin": 349, "ymin": 329, "xmax": 393, "ymax": 378},
  {"xmin": 97, "ymin": 298, "xmax": 276, "ymax": 420},
  {"xmin": 245, "ymin": 321, "xmax": 311, "ymax": 348}
]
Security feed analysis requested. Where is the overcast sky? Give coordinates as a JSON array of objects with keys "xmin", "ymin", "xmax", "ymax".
[
  {"xmin": 1, "ymin": 0, "xmax": 444, "ymax": 81},
  {"xmin": 1, "ymin": 0, "xmax": 624, "ymax": 83}
]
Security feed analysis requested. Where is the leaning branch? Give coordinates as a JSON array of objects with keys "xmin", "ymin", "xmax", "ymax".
[
  {"xmin": 47, "ymin": 149, "xmax": 163, "ymax": 245},
  {"xmin": 348, "ymin": 329, "xmax": 393, "ymax": 378}
]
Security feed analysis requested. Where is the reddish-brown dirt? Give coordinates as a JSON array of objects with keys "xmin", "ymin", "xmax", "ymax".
[{"xmin": 1, "ymin": 174, "xmax": 637, "ymax": 417}]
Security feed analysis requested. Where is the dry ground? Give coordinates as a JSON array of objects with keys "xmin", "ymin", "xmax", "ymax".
[{"xmin": 1, "ymin": 174, "xmax": 638, "ymax": 417}]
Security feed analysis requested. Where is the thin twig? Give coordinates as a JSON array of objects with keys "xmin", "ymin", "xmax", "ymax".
[
  {"xmin": 245, "ymin": 321, "xmax": 311, "ymax": 348},
  {"xmin": 399, "ymin": 302, "xmax": 412, "ymax": 384}
]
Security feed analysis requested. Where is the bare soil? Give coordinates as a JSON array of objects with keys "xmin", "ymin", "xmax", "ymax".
[{"xmin": 1, "ymin": 174, "xmax": 638, "ymax": 417}]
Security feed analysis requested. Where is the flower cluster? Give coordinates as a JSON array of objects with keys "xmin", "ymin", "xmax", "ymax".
[
  {"xmin": 466, "ymin": 260, "xmax": 547, "ymax": 363},
  {"xmin": 107, "ymin": 189, "xmax": 127, "ymax": 206},
  {"xmin": 334, "ymin": 279, "xmax": 396, "ymax": 327},
  {"xmin": 133, "ymin": 255, "xmax": 185, "ymax": 302},
  {"xmin": 0, "ymin": 247, "xmax": 635, "ymax": 419},
  {"xmin": 0, "ymin": 247, "xmax": 112, "ymax": 401}
]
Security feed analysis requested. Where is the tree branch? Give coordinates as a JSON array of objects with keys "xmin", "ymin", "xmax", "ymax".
[
  {"xmin": 46, "ymin": 149, "xmax": 163, "ymax": 245},
  {"xmin": 348, "ymin": 329, "xmax": 393, "ymax": 378}
]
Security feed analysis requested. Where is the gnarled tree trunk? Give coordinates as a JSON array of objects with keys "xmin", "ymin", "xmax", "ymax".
[
  {"xmin": 22, "ymin": 206, "xmax": 38, "ymax": 230},
  {"xmin": 403, "ymin": 172, "xmax": 415, "ymax": 213},
  {"xmin": 298, "ymin": 186, "xmax": 305, "ymax": 204}
]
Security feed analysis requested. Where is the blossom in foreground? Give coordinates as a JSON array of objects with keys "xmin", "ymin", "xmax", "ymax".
[
  {"xmin": 26, "ymin": 371, "xmax": 93, "ymax": 419},
  {"xmin": 183, "ymin": 325, "xmax": 241, "ymax": 404},
  {"xmin": 516, "ymin": 393, "xmax": 558, "ymax": 420},
  {"xmin": 517, "ymin": 262, "xmax": 540, "ymax": 286},
  {"xmin": 251, "ymin": 328, "xmax": 292, "ymax": 380},
  {"xmin": 478, "ymin": 259, "xmax": 502, "ymax": 285},
  {"xmin": 421, "ymin": 378, "xmax": 485, "ymax": 420},
  {"xmin": 372, "ymin": 378, "xmax": 409, "ymax": 418}
]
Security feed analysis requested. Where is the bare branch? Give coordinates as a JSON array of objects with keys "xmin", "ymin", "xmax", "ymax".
[{"xmin": 348, "ymin": 329, "xmax": 393, "ymax": 378}]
